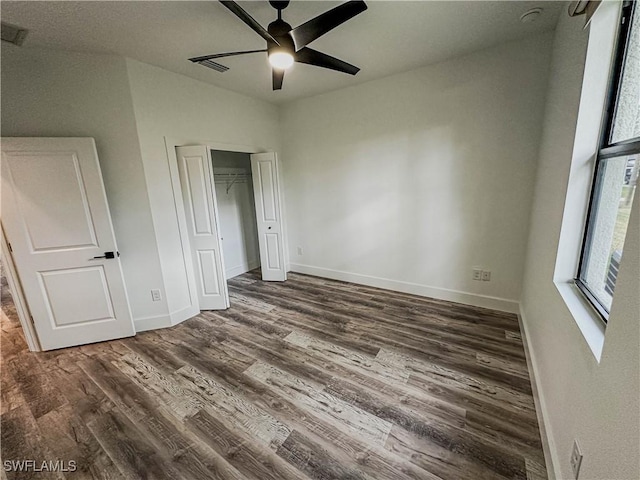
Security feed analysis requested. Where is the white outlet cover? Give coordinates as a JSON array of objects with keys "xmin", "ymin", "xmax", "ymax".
[{"xmin": 482, "ymin": 270, "xmax": 491, "ymax": 281}]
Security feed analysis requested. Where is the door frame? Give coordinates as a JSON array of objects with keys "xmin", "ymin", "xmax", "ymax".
[
  {"xmin": 164, "ymin": 136, "xmax": 289, "ymax": 312},
  {"xmin": 0, "ymin": 225, "xmax": 41, "ymax": 351}
]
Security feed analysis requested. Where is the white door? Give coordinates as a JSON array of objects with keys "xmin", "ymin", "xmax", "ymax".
[
  {"xmin": 251, "ymin": 152, "xmax": 286, "ymax": 281},
  {"xmin": 175, "ymin": 146, "xmax": 229, "ymax": 310},
  {"xmin": 1, "ymin": 138, "xmax": 135, "ymax": 351}
]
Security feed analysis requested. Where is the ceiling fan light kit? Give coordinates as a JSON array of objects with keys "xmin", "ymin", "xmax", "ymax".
[
  {"xmin": 269, "ymin": 51, "xmax": 294, "ymax": 70},
  {"xmin": 189, "ymin": 0, "xmax": 367, "ymax": 91}
]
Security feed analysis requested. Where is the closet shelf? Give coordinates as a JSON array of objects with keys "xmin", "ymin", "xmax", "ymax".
[{"xmin": 213, "ymin": 168, "xmax": 251, "ymax": 194}]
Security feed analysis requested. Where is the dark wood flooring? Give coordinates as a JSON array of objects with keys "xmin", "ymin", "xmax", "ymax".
[{"xmin": 1, "ymin": 270, "xmax": 547, "ymax": 480}]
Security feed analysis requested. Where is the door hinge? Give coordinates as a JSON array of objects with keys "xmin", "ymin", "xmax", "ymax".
[{"xmin": 7, "ymin": 242, "xmax": 12, "ymax": 252}]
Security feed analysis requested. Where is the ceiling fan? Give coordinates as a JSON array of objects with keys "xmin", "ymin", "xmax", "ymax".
[{"xmin": 189, "ymin": 0, "xmax": 367, "ymax": 90}]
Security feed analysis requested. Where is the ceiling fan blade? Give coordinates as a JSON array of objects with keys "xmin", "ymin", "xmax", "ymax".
[
  {"xmin": 295, "ymin": 47, "xmax": 360, "ymax": 75},
  {"xmin": 289, "ymin": 0, "xmax": 367, "ymax": 51},
  {"xmin": 273, "ymin": 69, "xmax": 284, "ymax": 90},
  {"xmin": 193, "ymin": 59, "xmax": 229, "ymax": 73},
  {"xmin": 219, "ymin": 1, "xmax": 280, "ymax": 45},
  {"xmin": 189, "ymin": 49, "xmax": 266, "ymax": 63}
]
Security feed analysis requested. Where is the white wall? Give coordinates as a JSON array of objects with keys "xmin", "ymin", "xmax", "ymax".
[
  {"xmin": 521, "ymin": 5, "xmax": 640, "ymax": 480},
  {"xmin": 280, "ymin": 33, "xmax": 553, "ymax": 312},
  {"xmin": 212, "ymin": 151, "xmax": 260, "ymax": 278},
  {"xmin": 125, "ymin": 59, "xmax": 280, "ymax": 326},
  {"xmin": 0, "ymin": 46, "xmax": 168, "ymax": 323},
  {"xmin": 0, "ymin": 47, "xmax": 282, "ymax": 332}
]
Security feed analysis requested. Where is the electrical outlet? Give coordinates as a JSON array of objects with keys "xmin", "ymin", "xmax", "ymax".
[
  {"xmin": 482, "ymin": 270, "xmax": 491, "ymax": 281},
  {"xmin": 570, "ymin": 440, "xmax": 583, "ymax": 479},
  {"xmin": 297, "ymin": 246, "xmax": 304, "ymax": 256},
  {"xmin": 151, "ymin": 289, "xmax": 162, "ymax": 302},
  {"xmin": 472, "ymin": 268, "xmax": 483, "ymax": 281}
]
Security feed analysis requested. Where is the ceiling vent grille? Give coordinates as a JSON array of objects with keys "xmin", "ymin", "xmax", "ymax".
[
  {"xmin": 194, "ymin": 59, "xmax": 229, "ymax": 73},
  {"xmin": 1, "ymin": 22, "xmax": 28, "ymax": 46}
]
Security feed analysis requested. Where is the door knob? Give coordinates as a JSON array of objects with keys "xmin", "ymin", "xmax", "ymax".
[{"xmin": 92, "ymin": 251, "xmax": 119, "ymax": 259}]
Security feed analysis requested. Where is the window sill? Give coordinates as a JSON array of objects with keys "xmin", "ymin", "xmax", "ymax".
[{"xmin": 554, "ymin": 281, "xmax": 605, "ymax": 362}]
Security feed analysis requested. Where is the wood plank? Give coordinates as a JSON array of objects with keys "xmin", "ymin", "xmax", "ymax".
[
  {"xmin": 385, "ymin": 425, "xmax": 516, "ymax": 480},
  {"xmin": 108, "ymin": 354, "xmax": 203, "ymax": 420},
  {"xmin": 37, "ymin": 351, "xmax": 116, "ymax": 426},
  {"xmin": 80, "ymin": 356, "xmax": 245, "ymax": 480},
  {"xmin": 8, "ymin": 351, "xmax": 67, "ymax": 419},
  {"xmin": 284, "ymin": 331, "xmax": 410, "ymax": 384},
  {"xmin": 155, "ymin": 331, "xmax": 435, "ymax": 480},
  {"xmin": 1, "ymin": 405, "xmax": 64, "ymax": 480},
  {"xmin": 230, "ymin": 282, "xmax": 531, "ymax": 395},
  {"xmin": 245, "ymin": 361, "xmax": 393, "ymax": 447},
  {"xmin": 227, "ymin": 284, "xmax": 382, "ymax": 357},
  {"xmin": 273, "ymin": 274, "xmax": 526, "ymax": 358},
  {"xmin": 86, "ymin": 409, "xmax": 181, "ymax": 480},
  {"xmin": 177, "ymin": 365, "xmax": 291, "ymax": 448},
  {"xmin": 476, "ymin": 352, "xmax": 530, "ymax": 379},
  {"xmin": 186, "ymin": 409, "xmax": 306, "ymax": 480},
  {"xmin": 107, "ymin": 345, "xmax": 290, "ymax": 452},
  {"xmin": 220, "ymin": 325, "xmax": 467, "ymax": 430},
  {"xmin": 0, "ymin": 310, "xmax": 28, "ymax": 362},
  {"xmin": 525, "ymin": 458, "xmax": 548, "ymax": 480},
  {"xmin": 408, "ymin": 367, "xmax": 535, "ymax": 415},
  {"xmin": 124, "ymin": 333, "xmax": 186, "ymax": 371},
  {"xmin": 276, "ymin": 430, "xmax": 369, "ymax": 480},
  {"xmin": 36, "ymin": 404, "xmax": 125, "ymax": 480},
  {"xmin": 325, "ymin": 377, "xmax": 528, "ymax": 479},
  {"xmin": 464, "ymin": 409, "xmax": 545, "ymax": 462},
  {"xmin": 0, "ymin": 364, "xmax": 24, "ymax": 415}
]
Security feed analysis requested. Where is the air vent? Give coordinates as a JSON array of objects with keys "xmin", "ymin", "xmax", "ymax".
[
  {"xmin": 192, "ymin": 59, "xmax": 229, "ymax": 73},
  {"xmin": 1, "ymin": 22, "xmax": 28, "ymax": 46}
]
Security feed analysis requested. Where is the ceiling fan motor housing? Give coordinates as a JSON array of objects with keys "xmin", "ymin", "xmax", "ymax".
[{"xmin": 267, "ymin": 19, "xmax": 295, "ymax": 56}]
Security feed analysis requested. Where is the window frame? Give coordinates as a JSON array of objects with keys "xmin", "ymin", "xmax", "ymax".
[{"xmin": 576, "ymin": 0, "xmax": 640, "ymax": 322}]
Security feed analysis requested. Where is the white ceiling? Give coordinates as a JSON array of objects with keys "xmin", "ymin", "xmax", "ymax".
[{"xmin": 1, "ymin": 1, "xmax": 562, "ymax": 104}]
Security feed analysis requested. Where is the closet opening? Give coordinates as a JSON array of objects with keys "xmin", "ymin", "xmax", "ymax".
[
  {"xmin": 210, "ymin": 150, "xmax": 261, "ymax": 282},
  {"xmin": 173, "ymin": 143, "xmax": 286, "ymax": 313}
]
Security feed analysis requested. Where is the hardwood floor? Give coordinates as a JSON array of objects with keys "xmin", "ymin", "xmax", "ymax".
[{"xmin": 1, "ymin": 270, "xmax": 547, "ymax": 480}]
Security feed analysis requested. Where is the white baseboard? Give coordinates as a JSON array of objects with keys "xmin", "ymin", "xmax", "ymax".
[
  {"xmin": 289, "ymin": 263, "xmax": 520, "ymax": 313},
  {"xmin": 170, "ymin": 304, "xmax": 199, "ymax": 326},
  {"xmin": 226, "ymin": 260, "xmax": 260, "ymax": 279},
  {"xmin": 134, "ymin": 313, "xmax": 172, "ymax": 332},
  {"xmin": 134, "ymin": 304, "xmax": 199, "ymax": 332},
  {"xmin": 518, "ymin": 305, "xmax": 559, "ymax": 480}
]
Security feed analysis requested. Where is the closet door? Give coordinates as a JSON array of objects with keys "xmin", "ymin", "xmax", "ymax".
[
  {"xmin": 250, "ymin": 152, "xmax": 286, "ymax": 281},
  {"xmin": 176, "ymin": 146, "xmax": 229, "ymax": 310}
]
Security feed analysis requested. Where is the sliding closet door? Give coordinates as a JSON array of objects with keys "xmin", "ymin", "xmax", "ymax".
[
  {"xmin": 175, "ymin": 146, "xmax": 229, "ymax": 310},
  {"xmin": 250, "ymin": 152, "xmax": 286, "ymax": 281}
]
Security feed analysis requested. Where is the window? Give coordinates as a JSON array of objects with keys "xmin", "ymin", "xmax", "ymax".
[{"xmin": 577, "ymin": 1, "xmax": 639, "ymax": 321}]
